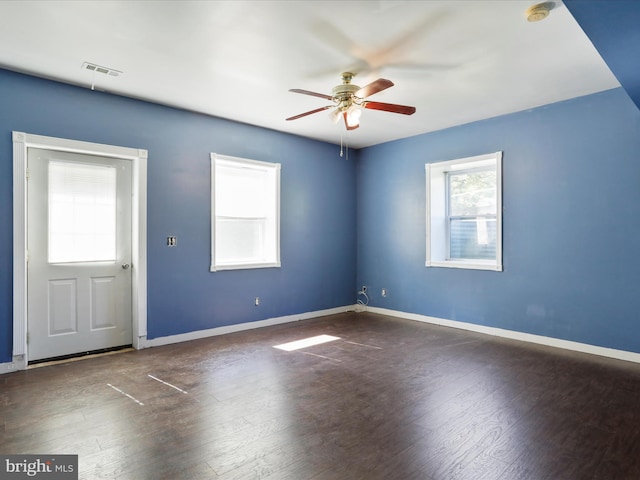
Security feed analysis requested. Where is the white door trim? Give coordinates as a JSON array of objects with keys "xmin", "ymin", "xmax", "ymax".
[{"xmin": 12, "ymin": 131, "xmax": 147, "ymax": 367}]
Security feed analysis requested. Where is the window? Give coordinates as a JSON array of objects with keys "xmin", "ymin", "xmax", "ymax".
[
  {"xmin": 426, "ymin": 152, "xmax": 502, "ymax": 271},
  {"xmin": 211, "ymin": 153, "xmax": 280, "ymax": 271}
]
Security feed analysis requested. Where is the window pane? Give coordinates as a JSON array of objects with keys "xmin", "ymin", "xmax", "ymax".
[
  {"xmin": 449, "ymin": 170, "xmax": 496, "ymax": 216},
  {"xmin": 449, "ymin": 218, "xmax": 497, "ymax": 260},
  {"xmin": 215, "ymin": 218, "xmax": 266, "ymax": 264},
  {"xmin": 49, "ymin": 161, "xmax": 116, "ymax": 263},
  {"xmin": 216, "ymin": 164, "xmax": 270, "ymax": 218}
]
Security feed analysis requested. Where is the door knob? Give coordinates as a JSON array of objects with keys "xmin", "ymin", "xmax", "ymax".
[{"xmin": 122, "ymin": 263, "xmax": 131, "ymax": 270}]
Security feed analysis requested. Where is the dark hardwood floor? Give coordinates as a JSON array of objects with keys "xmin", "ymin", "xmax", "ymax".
[{"xmin": 1, "ymin": 311, "xmax": 640, "ymax": 479}]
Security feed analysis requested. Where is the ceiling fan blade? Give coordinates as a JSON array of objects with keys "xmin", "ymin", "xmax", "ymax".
[
  {"xmin": 363, "ymin": 101, "xmax": 416, "ymax": 115},
  {"xmin": 343, "ymin": 111, "xmax": 359, "ymax": 130},
  {"xmin": 355, "ymin": 78, "xmax": 394, "ymax": 98},
  {"xmin": 289, "ymin": 88, "xmax": 334, "ymax": 101},
  {"xmin": 286, "ymin": 105, "xmax": 333, "ymax": 121}
]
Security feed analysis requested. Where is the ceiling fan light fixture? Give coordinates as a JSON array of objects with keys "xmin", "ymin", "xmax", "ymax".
[
  {"xmin": 346, "ymin": 105, "xmax": 362, "ymax": 125},
  {"xmin": 343, "ymin": 111, "xmax": 359, "ymax": 130},
  {"xmin": 329, "ymin": 108, "xmax": 342, "ymax": 124}
]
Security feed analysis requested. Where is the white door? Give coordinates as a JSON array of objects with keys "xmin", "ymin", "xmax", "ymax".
[{"xmin": 27, "ymin": 148, "xmax": 133, "ymax": 361}]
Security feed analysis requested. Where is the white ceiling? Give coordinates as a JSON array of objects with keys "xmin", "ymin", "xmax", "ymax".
[{"xmin": 0, "ymin": 0, "xmax": 620, "ymax": 149}]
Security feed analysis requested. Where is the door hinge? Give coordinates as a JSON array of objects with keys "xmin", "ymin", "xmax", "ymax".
[
  {"xmin": 26, "ymin": 332, "xmax": 29, "ymax": 345},
  {"xmin": 25, "ymin": 167, "xmax": 30, "ymax": 181}
]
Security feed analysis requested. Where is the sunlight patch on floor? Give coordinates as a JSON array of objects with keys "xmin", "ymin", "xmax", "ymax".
[{"xmin": 273, "ymin": 334, "xmax": 340, "ymax": 351}]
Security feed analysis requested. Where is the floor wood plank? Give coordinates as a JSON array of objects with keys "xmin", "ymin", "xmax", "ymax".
[{"xmin": 1, "ymin": 312, "xmax": 639, "ymax": 479}]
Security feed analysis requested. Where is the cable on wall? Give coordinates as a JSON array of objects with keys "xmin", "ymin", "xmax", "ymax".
[{"xmin": 357, "ymin": 287, "xmax": 369, "ymax": 306}]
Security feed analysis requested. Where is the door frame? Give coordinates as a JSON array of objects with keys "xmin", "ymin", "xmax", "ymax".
[{"xmin": 12, "ymin": 131, "xmax": 148, "ymax": 368}]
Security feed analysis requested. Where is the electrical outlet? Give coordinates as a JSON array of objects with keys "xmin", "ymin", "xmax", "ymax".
[
  {"xmin": 361, "ymin": 286, "xmax": 367, "ymax": 294},
  {"xmin": 167, "ymin": 236, "xmax": 177, "ymax": 247},
  {"xmin": 255, "ymin": 297, "xmax": 260, "ymax": 306},
  {"xmin": 381, "ymin": 288, "xmax": 387, "ymax": 297}
]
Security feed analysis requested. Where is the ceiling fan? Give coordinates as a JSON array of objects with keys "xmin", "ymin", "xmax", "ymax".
[{"xmin": 286, "ymin": 72, "xmax": 416, "ymax": 131}]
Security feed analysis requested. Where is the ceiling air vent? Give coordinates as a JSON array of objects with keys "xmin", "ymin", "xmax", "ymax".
[{"xmin": 81, "ymin": 62, "xmax": 122, "ymax": 77}]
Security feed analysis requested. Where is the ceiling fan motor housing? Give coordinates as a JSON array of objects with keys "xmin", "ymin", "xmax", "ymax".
[{"xmin": 332, "ymin": 83, "xmax": 360, "ymax": 108}]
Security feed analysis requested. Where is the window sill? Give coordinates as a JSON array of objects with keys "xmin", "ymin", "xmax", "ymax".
[
  {"xmin": 426, "ymin": 260, "xmax": 502, "ymax": 272},
  {"xmin": 210, "ymin": 261, "xmax": 281, "ymax": 272}
]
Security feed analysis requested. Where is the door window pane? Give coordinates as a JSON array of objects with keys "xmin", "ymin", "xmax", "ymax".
[{"xmin": 49, "ymin": 161, "xmax": 117, "ymax": 263}]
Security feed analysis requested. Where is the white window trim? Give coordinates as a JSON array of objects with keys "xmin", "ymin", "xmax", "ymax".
[
  {"xmin": 426, "ymin": 151, "xmax": 503, "ymax": 272},
  {"xmin": 210, "ymin": 153, "xmax": 281, "ymax": 272}
]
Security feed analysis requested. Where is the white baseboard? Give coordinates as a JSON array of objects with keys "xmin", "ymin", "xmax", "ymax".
[
  {"xmin": 0, "ymin": 305, "xmax": 358, "ymax": 374},
  {"xmin": 5, "ymin": 304, "xmax": 637, "ymax": 373},
  {"xmin": 366, "ymin": 306, "xmax": 640, "ymax": 365},
  {"xmin": 141, "ymin": 305, "xmax": 357, "ymax": 348},
  {"xmin": 0, "ymin": 362, "xmax": 16, "ymax": 374},
  {"xmin": 0, "ymin": 355, "xmax": 27, "ymax": 374}
]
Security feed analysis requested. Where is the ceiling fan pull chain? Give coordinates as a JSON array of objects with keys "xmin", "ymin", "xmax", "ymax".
[
  {"xmin": 346, "ymin": 130, "xmax": 349, "ymax": 161},
  {"xmin": 340, "ymin": 132, "xmax": 344, "ymax": 157}
]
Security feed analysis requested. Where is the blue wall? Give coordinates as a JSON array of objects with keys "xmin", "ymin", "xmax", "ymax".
[
  {"xmin": 565, "ymin": 0, "xmax": 640, "ymax": 111},
  {"xmin": 2, "ymin": 67, "xmax": 640, "ymax": 364},
  {"xmin": 0, "ymin": 68, "xmax": 357, "ymax": 362},
  {"xmin": 357, "ymin": 87, "xmax": 640, "ymax": 354}
]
